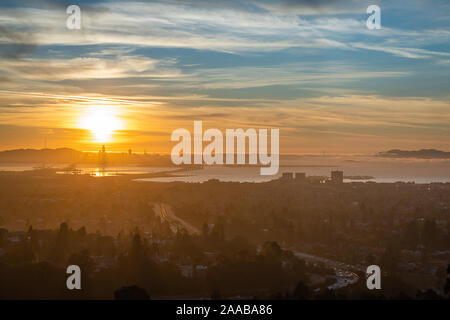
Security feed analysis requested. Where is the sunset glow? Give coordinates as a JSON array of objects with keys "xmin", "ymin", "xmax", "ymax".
[
  {"xmin": 0, "ymin": 0, "xmax": 449, "ymax": 154},
  {"xmin": 79, "ymin": 106, "xmax": 123, "ymax": 143}
]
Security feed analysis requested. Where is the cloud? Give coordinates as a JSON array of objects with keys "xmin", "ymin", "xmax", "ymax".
[
  {"xmin": 254, "ymin": 0, "xmax": 372, "ymax": 15},
  {"xmin": 0, "ymin": 26, "xmax": 36, "ymax": 59},
  {"xmin": 182, "ymin": 63, "xmax": 409, "ymax": 89},
  {"xmin": 351, "ymin": 43, "xmax": 450, "ymax": 59},
  {"xmin": 0, "ymin": 54, "xmax": 184, "ymax": 84},
  {"xmin": 0, "ymin": 0, "xmax": 448, "ymax": 60}
]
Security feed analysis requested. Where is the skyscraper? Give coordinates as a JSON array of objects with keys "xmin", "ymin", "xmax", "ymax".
[{"xmin": 331, "ymin": 170, "xmax": 344, "ymax": 184}]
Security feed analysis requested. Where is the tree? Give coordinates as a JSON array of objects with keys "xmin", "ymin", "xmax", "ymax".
[
  {"xmin": 292, "ymin": 281, "xmax": 311, "ymax": 299},
  {"xmin": 210, "ymin": 289, "xmax": 222, "ymax": 300},
  {"xmin": 114, "ymin": 285, "xmax": 150, "ymax": 300},
  {"xmin": 416, "ymin": 289, "xmax": 442, "ymax": 300},
  {"xmin": 211, "ymin": 222, "xmax": 224, "ymax": 242},
  {"xmin": 403, "ymin": 220, "xmax": 419, "ymax": 248},
  {"xmin": 422, "ymin": 219, "xmax": 437, "ymax": 247},
  {"xmin": 445, "ymin": 263, "xmax": 450, "ymax": 296},
  {"xmin": 202, "ymin": 222, "xmax": 209, "ymax": 239},
  {"xmin": 50, "ymin": 222, "xmax": 70, "ymax": 263},
  {"xmin": 262, "ymin": 241, "xmax": 282, "ymax": 260},
  {"xmin": 315, "ymin": 289, "xmax": 338, "ymax": 300},
  {"xmin": 380, "ymin": 243, "xmax": 399, "ymax": 274}
]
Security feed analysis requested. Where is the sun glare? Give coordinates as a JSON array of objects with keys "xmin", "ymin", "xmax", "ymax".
[{"xmin": 80, "ymin": 105, "xmax": 123, "ymax": 143}]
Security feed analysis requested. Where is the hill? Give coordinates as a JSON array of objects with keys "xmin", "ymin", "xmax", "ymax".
[
  {"xmin": 0, "ymin": 148, "xmax": 173, "ymax": 166},
  {"xmin": 377, "ymin": 149, "xmax": 450, "ymax": 159}
]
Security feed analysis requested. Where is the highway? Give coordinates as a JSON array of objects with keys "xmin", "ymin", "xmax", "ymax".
[
  {"xmin": 153, "ymin": 202, "xmax": 361, "ymax": 290},
  {"xmin": 153, "ymin": 203, "xmax": 200, "ymax": 235},
  {"xmin": 290, "ymin": 248, "xmax": 363, "ymax": 290}
]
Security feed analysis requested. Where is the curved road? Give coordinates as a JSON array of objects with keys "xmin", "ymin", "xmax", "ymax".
[
  {"xmin": 290, "ymin": 248, "xmax": 363, "ymax": 290},
  {"xmin": 153, "ymin": 202, "xmax": 361, "ymax": 290}
]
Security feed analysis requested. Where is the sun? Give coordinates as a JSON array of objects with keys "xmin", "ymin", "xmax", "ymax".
[{"xmin": 79, "ymin": 105, "xmax": 123, "ymax": 143}]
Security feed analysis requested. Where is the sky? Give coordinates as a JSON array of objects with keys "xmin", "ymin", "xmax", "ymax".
[{"xmin": 0, "ymin": 0, "xmax": 449, "ymax": 154}]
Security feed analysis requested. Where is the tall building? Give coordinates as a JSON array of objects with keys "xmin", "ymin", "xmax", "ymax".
[
  {"xmin": 99, "ymin": 145, "xmax": 107, "ymax": 166},
  {"xmin": 331, "ymin": 170, "xmax": 343, "ymax": 184}
]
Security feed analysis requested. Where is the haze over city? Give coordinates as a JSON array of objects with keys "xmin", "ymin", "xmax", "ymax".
[{"xmin": 0, "ymin": 0, "xmax": 449, "ymax": 305}]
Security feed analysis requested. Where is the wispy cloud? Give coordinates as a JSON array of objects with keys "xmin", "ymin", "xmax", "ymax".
[{"xmin": 0, "ymin": 1, "xmax": 448, "ymax": 57}]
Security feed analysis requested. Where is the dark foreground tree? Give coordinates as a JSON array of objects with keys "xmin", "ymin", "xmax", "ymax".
[
  {"xmin": 416, "ymin": 289, "xmax": 442, "ymax": 300},
  {"xmin": 445, "ymin": 263, "xmax": 450, "ymax": 296},
  {"xmin": 114, "ymin": 285, "xmax": 150, "ymax": 300},
  {"xmin": 210, "ymin": 289, "xmax": 222, "ymax": 300},
  {"xmin": 292, "ymin": 281, "xmax": 311, "ymax": 299}
]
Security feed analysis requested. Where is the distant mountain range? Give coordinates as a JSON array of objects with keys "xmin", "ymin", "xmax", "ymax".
[
  {"xmin": 377, "ymin": 149, "xmax": 450, "ymax": 159},
  {"xmin": 0, "ymin": 148, "xmax": 82, "ymax": 163},
  {"xmin": 0, "ymin": 148, "xmax": 173, "ymax": 166},
  {"xmin": 1, "ymin": 147, "xmax": 449, "ymax": 164}
]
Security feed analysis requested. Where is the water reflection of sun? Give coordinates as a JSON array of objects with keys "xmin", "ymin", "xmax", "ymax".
[{"xmin": 79, "ymin": 105, "xmax": 123, "ymax": 143}]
